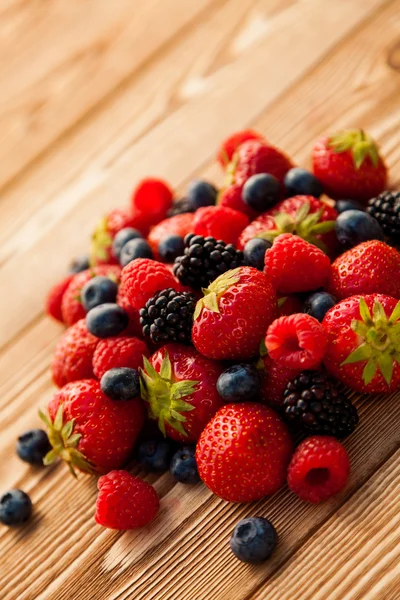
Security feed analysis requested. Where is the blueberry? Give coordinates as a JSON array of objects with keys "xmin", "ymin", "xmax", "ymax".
[
  {"xmin": 243, "ymin": 174, "xmax": 280, "ymax": 212},
  {"xmin": 16, "ymin": 429, "xmax": 51, "ymax": 465},
  {"xmin": 100, "ymin": 367, "xmax": 140, "ymax": 400},
  {"xmin": 120, "ymin": 238, "xmax": 153, "ymax": 267},
  {"xmin": 158, "ymin": 235, "xmax": 185, "ymax": 262},
  {"xmin": 112, "ymin": 227, "xmax": 142, "ymax": 260},
  {"xmin": 335, "ymin": 210, "xmax": 384, "ymax": 248},
  {"xmin": 303, "ymin": 292, "xmax": 337, "ymax": 322},
  {"xmin": 69, "ymin": 255, "xmax": 90, "ymax": 274},
  {"xmin": 243, "ymin": 238, "xmax": 272, "ymax": 270},
  {"xmin": 138, "ymin": 439, "xmax": 174, "ymax": 472},
  {"xmin": 170, "ymin": 446, "xmax": 200, "ymax": 484},
  {"xmin": 284, "ymin": 168, "xmax": 323, "ymax": 198},
  {"xmin": 86, "ymin": 303, "xmax": 129, "ymax": 338},
  {"xmin": 335, "ymin": 199, "xmax": 365, "ymax": 214},
  {"xmin": 0, "ymin": 490, "xmax": 32, "ymax": 526},
  {"xmin": 187, "ymin": 180, "xmax": 218, "ymax": 209},
  {"xmin": 217, "ymin": 364, "xmax": 261, "ymax": 402},
  {"xmin": 81, "ymin": 276, "xmax": 118, "ymax": 312},
  {"xmin": 230, "ymin": 517, "xmax": 277, "ymax": 564}
]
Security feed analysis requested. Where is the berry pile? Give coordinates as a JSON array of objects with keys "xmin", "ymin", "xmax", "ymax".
[{"xmin": 4, "ymin": 128, "xmax": 400, "ymax": 566}]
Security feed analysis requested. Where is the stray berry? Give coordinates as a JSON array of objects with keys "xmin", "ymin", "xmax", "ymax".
[
  {"xmin": 287, "ymin": 435, "xmax": 350, "ymax": 503},
  {"xmin": 0, "ymin": 490, "xmax": 32, "ymax": 526},
  {"xmin": 284, "ymin": 168, "xmax": 323, "ymax": 198},
  {"xmin": 16, "ymin": 429, "xmax": 51, "ymax": 465},
  {"xmin": 158, "ymin": 234, "xmax": 185, "ymax": 262},
  {"xmin": 230, "ymin": 517, "xmax": 277, "ymax": 564},
  {"xmin": 216, "ymin": 364, "xmax": 262, "ymax": 402},
  {"xmin": 243, "ymin": 238, "xmax": 272, "ymax": 270},
  {"xmin": 138, "ymin": 439, "xmax": 174, "ymax": 472},
  {"xmin": 167, "ymin": 198, "xmax": 195, "ymax": 217},
  {"xmin": 242, "ymin": 174, "xmax": 280, "ymax": 212},
  {"xmin": 303, "ymin": 292, "xmax": 337, "ymax": 322},
  {"xmin": 367, "ymin": 191, "xmax": 400, "ymax": 241},
  {"xmin": 335, "ymin": 210, "xmax": 384, "ymax": 248},
  {"xmin": 81, "ymin": 276, "xmax": 118, "ymax": 312},
  {"xmin": 112, "ymin": 227, "xmax": 142, "ymax": 260},
  {"xmin": 120, "ymin": 238, "xmax": 153, "ymax": 267},
  {"xmin": 170, "ymin": 446, "xmax": 200, "ymax": 484},
  {"xmin": 335, "ymin": 199, "xmax": 365, "ymax": 213},
  {"xmin": 86, "ymin": 303, "xmax": 129, "ymax": 338},
  {"xmin": 69, "ymin": 255, "xmax": 90, "ymax": 274},
  {"xmin": 140, "ymin": 288, "xmax": 196, "ymax": 344},
  {"xmin": 100, "ymin": 367, "xmax": 140, "ymax": 401},
  {"xmin": 187, "ymin": 180, "xmax": 218, "ymax": 209}
]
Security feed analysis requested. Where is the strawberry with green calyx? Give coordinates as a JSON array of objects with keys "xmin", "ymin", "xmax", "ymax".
[
  {"xmin": 323, "ymin": 294, "xmax": 400, "ymax": 393},
  {"xmin": 90, "ymin": 208, "xmax": 137, "ymax": 266},
  {"xmin": 140, "ymin": 344, "xmax": 224, "ymax": 442}
]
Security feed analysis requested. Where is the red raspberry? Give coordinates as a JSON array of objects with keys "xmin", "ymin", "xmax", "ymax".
[
  {"xmin": 217, "ymin": 129, "xmax": 265, "ymax": 167},
  {"xmin": 287, "ymin": 436, "xmax": 350, "ymax": 503},
  {"xmin": 118, "ymin": 259, "xmax": 177, "ymax": 310},
  {"xmin": 264, "ymin": 233, "xmax": 331, "ymax": 295},
  {"xmin": 265, "ymin": 313, "xmax": 327, "ymax": 370},
  {"xmin": 193, "ymin": 206, "xmax": 249, "ymax": 246},
  {"xmin": 45, "ymin": 275, "xmax": 73, "ymax": 323},
  {"xmin": 93, "ymin": 336, "xmax": 149, "ymax": 379},
  {"xmin": 91, "ymin": 208, "xmax": 136, "ymax": 265},
  {"xmin": 51, "ymin": 319, "xmax": 99, "ymax": 387},
  {"xmin": 130, "ymin": 178, "xmax": 174, "ymax": 236},
  {"xmin": 147, "ymin": 212, "xmax": 194, "ymax": 258},
  {"xmin": 259, "ymin": 354, "xmax": 302, "ymax": 408},
  {"xmin": 95, "ymin": 470, "xmax": 159, "ymax": 530},
  {"xmin": 219, "ymin": 184, "xmax": 257, "ymax": 219}
]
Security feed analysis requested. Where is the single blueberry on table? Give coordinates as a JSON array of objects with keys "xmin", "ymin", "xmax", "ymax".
[
  {"xmin": 138, "ymin": 439, "xmax": 174, "ymax": 472},
  {"xmin": 0, "ymin": 489, "xmax": 33, "ymax": 526},
  {"xmin": 86, "ymin": 303, "xmax": 129, "ymax": 338},
  {"xmin": 120, "ymin": 238, "xmax": 153, "ymax": 267},
  {"xmin": 16, "ymin": 429, "xmax": 51, "ymax": 465},
  {"xmin": 243, "ymin": 174, "xmax": 280, "ymax": 212},
  {"xmin": 170, "ymin": 446, "xmax": 200, "ymax": 484},
  {"xmin": 187, "ymin": 180, "xmax": 218, "ymax": 210},
  {"xmin": 230, "ymin": 517, "xmax": 278, "ymax": 564},
  {"xmin": 335, "ymin": 209, "xmax": 384, "ymax": 248},
  {"xmin": 284, "ymin": 167, "xmax": 323, "ymax": 198},
  {"xmin": 217, "ymin": 364, "xmax": 262, "ymax": 402},
  {"xmin": 112, "ymin": 227, "xmax": 143, "ymax": 260},
  {"xmin": 335, "ymin": 199, "xmax": 365, "ymax": 214},
  {"xmin": 81, "ymin": 276, "xmax": 118, "ymax": 312},
  {"xmin": 158, "ymin": 235, "xmax": 185, "ymax": 263},
  {"xmin": 243, "ymin": 238, "xmax": 272, "ymax": 271},
  {"xmin": 100, "ymin": 367, "xmax": 140, "ymax": 401},
  {"xmin": 303, "ymin": 292, "xmax": 337, "ymax": 322}
]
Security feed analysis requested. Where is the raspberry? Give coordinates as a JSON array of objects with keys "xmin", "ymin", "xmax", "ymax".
[
  {"xmin": 264, "ymin": 233, "xmax": 331, "ymax": 295},
  {"xmin": 130, "ymin": 178, "xmax": 174, "ymax": 235},
  {"xmin": 193, "ymin": 206, "xmax": 249, "ymax": 246},
  {"xmin": 118, "ymin": 259, "xmax": 177, "ymax": 311},
  {"xmin": 51, "ymin": 319, "xmax": 99, "ymax": 387},
  {"xmin": 219, "ymin": 184, "xmax": 257, "ymax": 219},
  {"xmin": 95, "ymin": 470, "xmax": 159, "ymax": 530},
  {"xmin": 45, "ymin": 275, "xmax": 73, "ymax": 323},
  {"xmin": 287, "ymin": 436, "xmax": 350, "ymax": 503},
  {"xmin": 265, "ymin": 313, "xmax": 327, "ymax": 370},
  {"xmin": 93, "ymin": 336, "xmax": 149, "ymax": 379},
  {"xmin": 217, "ymin": 129, "xmax": 265, "ymax": 167}
]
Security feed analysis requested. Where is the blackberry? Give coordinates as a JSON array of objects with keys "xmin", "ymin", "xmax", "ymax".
[
  {"xmin": 367, "ymin": 191, "xmax": 400, "ymax": 240},
  {"xmin": 140, "ymin": 288, "xmax": 196, "ymax": 344},
  {"xmin": 283, "ymin": 371, "xmax": 359, "ymax": 439},
  {"xmin": 167, "ymin": 198, "xmax": 195, "ymax": 217},
  {"xmin": 173, "ymin": 234, "xmax": 244, "ymax": 289}
]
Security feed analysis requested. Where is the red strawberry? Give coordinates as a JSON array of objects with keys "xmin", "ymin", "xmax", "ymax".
[
  {"xmin": 130, "ymin": 178, "xmax": 174, "ymax": 236},
  {"xmin": 116, "ymin": 285, "xmax": 143, "ymax": 337},
  {"xmin": 232, "ymin": 140, "xmax": 294, "ymax": 187},
  {"xmin": 196, "ymin": 402, "xmax": 292, "ymax": 502},
  {"xmin": 193, "ymin": 206, "xmax": 249, "ymax": 246},
  {"xmin": 147, "ymin": 213, "xmax": 194, "ymax": 258},
  {"xmin": 322, "ymin": 294, "xmax": 400, "ymax": 393},
  {"xmin": 192, "ymin": 267, "xmax": 277, "ymax": 360},
  {"xmin": 259, "ymin": 354, "xmax": 302, "ymax": 409},
  {"xmin": 312, "ymin": 129, "xmax": 387, "ymax": 202},
  {"xmin": 327, "ymin": 240, "xmax": 400, "ymax": 300},
  {"xmin": 278, "ymin": 295, "xmax": 303, "ymax": 317},
  {"xmin": 93, "ymin": 336, "xmax": 149, "ymax": 379},
  {"xmin": 264, "ymin": 233, "xmax": 331, "ymax": 295},
  {"xmin": 218, "ymin": 184, "xmax": 257, "ymax": 219},
  {"xmin": 90, "ymin": 208, "xmax": 136, "ymax": 265},
  {"xmin": 62, "ymin": 265, "xmax": 121, "ymax": 327},
  {"xmin": 140, "ymin": 343, "xmax": 223, "ymax": 442},
  {"xmin": 45, "ymin": 275, "xmax": 74, "ymax": 323},
  {"xmin": 95, "ymin": 470, "xmax": 159, "ymax": 530},
  {"xmin": 40, "ymin": 379, "xmax": 144, "ymax": 474},
  {"xmin": 118, "ymin": 259, "xmax": 177, "ymax": 311},
  {"xmin": 217, "ymin": 129, "xmax": 265, "ymax": 167},
  {"xmin": 52, "ymin": 319, "xmax": 99, "ymax": 387}
]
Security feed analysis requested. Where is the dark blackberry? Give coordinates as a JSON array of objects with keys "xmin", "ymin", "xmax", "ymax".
[
  {"xmin": 139, "ymin": 288, "xmax": 196, "ymax": 344},
  {"xmin": 173, "ymin": 234, "xmax": 244, "ymax": 289},
  {"xmin": 367, "ymin": 191, "xmax": 400, "ymax": 240},
  {"xmin": 167, "ymin": 198, "xmax": 195, "ymax": 217},
  {"xmin": 283, "ymin": 371, "xmax": 359, "ymax": 439}
]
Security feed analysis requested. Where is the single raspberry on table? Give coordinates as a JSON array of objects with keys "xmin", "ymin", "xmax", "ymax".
[
  {"xmin": 51, "ymin": 319, "xmax": 99, "ymax": 387},
  {"xmin": 147, "ymin": 212, "xmax": 195, "ymax": 258},
  {"xmin": 45, "ymin": 275, "xmax": 74, "ymax": 323},
  {"xmin": 130, "ymin": 178, "xmax": 174, "ymax": 236},
  {"xmin": 193, "ymin": 206, "xmax": 249, "ymax": 246},
  {"xmin": 216, "ymin": 129, "xmax": 265, "ymax": 167},
  {"xmin": 93, "ymin": 336, "xmax": 150, "ymax": 379},
  {"xmin": 118, "ymin": 259, "xmax": 178, "ymax": 311}
]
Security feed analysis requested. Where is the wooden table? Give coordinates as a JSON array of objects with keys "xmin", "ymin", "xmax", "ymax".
[{"xmin": 1, "ymin": 1, "xmax": 400, "ymax": 598}]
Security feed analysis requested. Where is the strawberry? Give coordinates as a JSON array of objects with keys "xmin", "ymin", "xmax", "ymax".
[
  {"xmin": 323, "ymin": 294, "xmax": 400, "ymax": 393},
  {"xmin": 193, "ymin": 206, "xmax": 249, "ymax": 246},
  {"xmin": 90, "ymin": 208, "xmax": 136, "ymax": 266},
  {"xmin": 278, "ymin": 295, "xmax": 303, "ymax": 317},
  {"xmin": 51, "ymin": 319, "xmax": 99, "ymax": 387},
  {"xmin": 147, "ymin": 213, "xmax": 194, "ymax": 259},
  {"xmin": 218, "ymin": 184, "xmax": 257, "ymax": 219},
  {"xmin": 130, "ymin": 178, "xmax": 174, "ymax": 236},
  {"xmin": 45, "ymin": 275, "xmax": 74, "ymax": 324},
  {"xmin": 327, "ymin": 240, "xmax": 400, "ymax": 300},
  {"xmin": 192, "ymin": 267, "xmax": 277, "ymax": 360},
  {"xmin": 312, "ymin": 129, "xmax": 387, "ymax": 202},
  {"xmin": 196, "ymin": 403, "xmax": 292, "ymax": 502},
  {"xmin": 258, "ymin": 353, "xmax": 302, "ymax": 409},
  {"xmin": 217, "ymin": 129, "xmax": 265, "ymax": 167},
  {"xmin": 140, "ymin": 344, "xmax": 223, "ymax": 442},
  {"xmin": 93, "ymin": 336, "xmax": 150, "ymax": 379},
  {"xmin": 40, "ymin": 379, "xmax": 144, "ymax": 475},
  {"xmin": 230, "ymin": 140, "xmax": 294, "ymax": 188}
]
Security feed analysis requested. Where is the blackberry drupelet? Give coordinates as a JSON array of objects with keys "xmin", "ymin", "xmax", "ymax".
[
  {"xmin": 367, "ymin": 191, "xmax": 400, "ymax": 240},
  {"xmin": 173, "ymin": 234, "xmax": 244, "ymax": 289},
  {"xmin": 283, "ymin": 371, "xmax": 359, "ymax": 439},
  {"xmin": 140, "ymin": 288, "xmax": 196, "ymax": 344},
  {"xmin": 167, "ymin": 198, "xmax": 195, "ymax": 217}
]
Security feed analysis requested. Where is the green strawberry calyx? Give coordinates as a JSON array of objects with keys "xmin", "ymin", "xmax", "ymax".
[
  {"xmin": 193, "ymin": 268, "xmax": 241, "ymax": 320},
  {"xmin": 341, "ymin": 298, "xmax": 400, "ymax": 386},
  {"xmin": 255, "ymin": 201, "xmax": 335, "ymax": 253},
  {"xmin": 39, "ymin": 406, "xmax": 95, "ymax": 477},
  {"xmin": 328, "ymin": 129, "xmax": 380, "ymax": 170},
  {"xmin": 90, "ymin": 216, "xmax": 113, "ymax": 266},
  {"xmin": 140, "ymin": 352, "xmax": 198, "ymax": 437}
]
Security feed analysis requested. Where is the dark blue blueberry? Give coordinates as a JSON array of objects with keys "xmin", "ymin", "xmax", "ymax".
[
  {"xmin": 81, "ymin": 276, "xmax": 118, "ymax": 312},
  {"xmin": 242, "ymin": 174, "xmax": 280, "ymax": 212},
  {"xmin": 69, "ymin": 255, "xmax": 90, "ymax": 274},
  {"xmin": 158, "ymin": 235, "xmax": 185, "ymax": 263},
  {"xmin": 170, "ymin": 446, "xmax": 200, "ymax": 484},
  {"xmin": 303, "ymin": 292, "xmax": 337, "ymax": 322},
  {"xmin": 217, "ymin": 364, "xmax": 261, "ymax": 402},
  {"xmin": 100, "ymin": 367, "xmax": 140, "ymax": 401},
  {"xmin": 138, "ymin": 439, "xmax": 174, "ymax": 472},
  {"xmin": 335, "ymin": 209, "xmax": 384, "ymax": 248},
  {"xmin": 187, "ymin": 180, "xmax": 218, "ymax": 209},
  {"xmin": 284, "ymin": 167, "xmax": 323, "ymax": 198},
  {"xmin": 0, "ymin": 490, "xmax": 32, "ymax": 526},
  {"xmin": 335, "ymin": 199, "xmax": 365, "ymax": 214},
  {"xmin": 230, "ymin": 517, "xmax": 277, "ymax": 564},
  {"xmin": 112, "ymin": 227, "xmax": 143, "ymax": 260},
  {"xmin": 86, "ymin": 303, "xmax": 129, "ymax": 338},
  {"xmin": 120, "ymin": 238, "xmax": 153, "ymax": 267},
  {"xmin": 243, "ymin": 238, "xmax": 272, "ymax": 270},
  {"xmin": 16, "ymin": 429, "xmax": 51, "ymax": 465}
]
